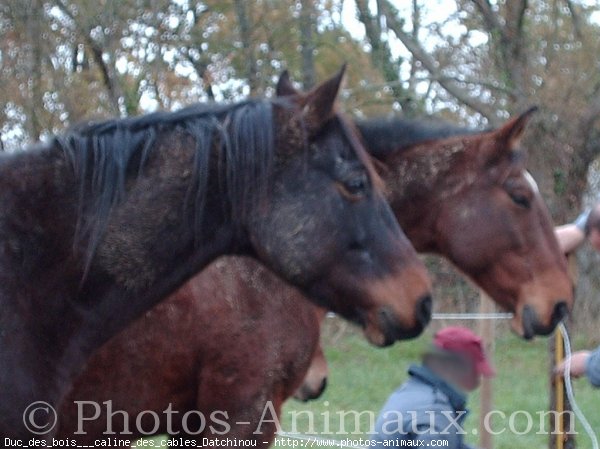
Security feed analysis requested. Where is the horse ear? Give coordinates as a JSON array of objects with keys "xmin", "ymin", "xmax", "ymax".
[
  {"xmin": 301, "ymin": 64, "xmax": 346, "ymax": 133},
  {"xmin": 276, "ymin": 70, "xmax": 300, "ymax": 97},
  {"xmin": 496, "ymin": 106, "xmax": 538, "ymax": 148}
]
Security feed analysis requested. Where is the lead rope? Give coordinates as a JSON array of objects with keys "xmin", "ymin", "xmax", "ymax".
[{"xmin": 559, "ymin": 322, "xmax": 599, "ymax": 449}]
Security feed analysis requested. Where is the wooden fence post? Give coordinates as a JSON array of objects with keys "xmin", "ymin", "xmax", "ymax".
[
  {"xmin": 479, "ymin": 291, "xmax": 495, "ymax": 449},
  {"xmin": 549, "ymin": 253, "xmax": 578, "ymax": 449},
  {"xmin": 549, "ymin": 321, "xmax": 576, "ymax": 449}
]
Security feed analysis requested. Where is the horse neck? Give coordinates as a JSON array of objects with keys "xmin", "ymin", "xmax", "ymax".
[
  {"xmin": 78, "ymin": 151, "xmax": 244, "ymax": 345},
  {"xmin": 382, "ymin": 140, "xmax": 471, "ymax": 251},
  {"xmin": 0, "ymin": 133, "xmax": 259, "ymax": 433},
  {"xmin": 0, "ymin": 145, "xmax": 92, "ymax": 417},
  {"xmin": 1, "ymin": 138, "xmax": 243, "ymax": 389}
]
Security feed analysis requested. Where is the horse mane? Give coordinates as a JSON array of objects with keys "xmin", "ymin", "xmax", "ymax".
[
  {"xmin": 356, "ymin": 116, "xmax": 479, "ymax": 159},
  {"xmin": 57, "ymin": 99, "xmax": 278, "ymax": 269}
]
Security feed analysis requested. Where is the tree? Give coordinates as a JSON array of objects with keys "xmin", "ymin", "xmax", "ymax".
[{"xmin": 299, "ymin": 0, "xmax": 316, "ymax": 89}]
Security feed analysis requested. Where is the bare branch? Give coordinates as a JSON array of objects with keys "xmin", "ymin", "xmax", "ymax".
[
  {"xmin": 426, "ymin": 75, "xmax": 516, "ymax": 96},
  {"xmin": 408, "ymin": 0, "xmax": 421, "ymax": 94},
  {"xmin": 355, "ymin": 0, "xmax": 380, "ymax": 58},
  {"xmin": 355, "ymin": 0, "xmax": 417, "ymax": 115},
  {"xmin": 53, "ymin": 0, "xmax": 121, "ymax": 115},
  {"xmin": 564, "ymin": 0, "xmax": 584, "ymax": 41},
  {"xmin": 182, "ymin": 51, "xmax": 215, "ymax": 101},
  {"xmin": 470, "ymin": 0, "xmax": 504, "ymax": 38},
  {"xmin": 26, "ymin": 1, "xmax": 43, "ymax": 141},
  {"xmin": 505, "ymin": 0, "xmax": 528, "ymax": 57},
  {"xmin": 233, "ymin": 0, "xmax": 257, "ymax": 94},
  {"xmin": 379, "ymin": 0, "xmax": 500, "ymax": 123},
  {"xmin": 345, "ymin": 75, "xmax": 515, "ymax": 97},
  {"xmin": 511, "ymin": 0, "xmax": 528, "ymax": 38},
  {"xmin": 299, "ymin": 0, "xmax": 316, "ymax": 89},
  {"xmin": 87, "ymin": 44, "xmax": 121, "ymax": 115},
  {"xmin": 580, "ymin": 96, "xmax": 600, "ymax": 146}
]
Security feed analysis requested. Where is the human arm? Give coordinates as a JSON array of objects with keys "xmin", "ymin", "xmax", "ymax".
[
  {"xmin": 586, "ymin": 346, "xmax": 600, "ymax": 387},
  {"xmin": 555, "ymin": 347, "xmax": 600, "ymax": 388},
  {"xmin": 555, "ymin": 224, "xmax": 585, "ymax": 254},
  {"xmin": 555, "ymin": 209, "xmax": 590, "ymax": 254},
  {"xmin": 555, "ymin": 350, "xmax": 591, "ymax": 379}
]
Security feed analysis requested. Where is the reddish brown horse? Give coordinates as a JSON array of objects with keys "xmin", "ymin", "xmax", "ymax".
[
  {"xmin": 292, "ymin": 331, "xmax": 329, "ymax": 402},
  {"xmin": 58, "ymin": 257, "xmax": 324, "ymax": 444},
  {"xmin": 56, "ymin": 106, "xmax": 573, "ymax": 445},
  {"xmin": 359, "ymin": 112, "xmax": 573, "ymax": 338}
]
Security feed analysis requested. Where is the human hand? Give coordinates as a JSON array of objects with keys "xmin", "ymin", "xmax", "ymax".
[{"xmin": 554, "ymin": 351, "xmax": 591, "ymax": 378}]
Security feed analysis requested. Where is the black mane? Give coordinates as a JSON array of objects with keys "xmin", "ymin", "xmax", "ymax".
[
  {"xmin": 356, "ymin": 117, "xmax": 479, "ymax": 159},
  {"xmin": 57, "ymin": 99, "xmax": 279, "ymax": 268}
]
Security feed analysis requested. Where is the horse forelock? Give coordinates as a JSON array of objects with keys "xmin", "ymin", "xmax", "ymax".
[{"xmin": 337, "ymin": 113, "xmax": 385, "ymax": 193}]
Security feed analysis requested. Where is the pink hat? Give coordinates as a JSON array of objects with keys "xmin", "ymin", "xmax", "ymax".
[{"xmin": 433, "ymin": 326, "xmax": 495, "ymax": 377}]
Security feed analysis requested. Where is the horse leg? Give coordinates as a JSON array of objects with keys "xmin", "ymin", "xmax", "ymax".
[
  {"xmin": 192, "ymin": 381, "xmax": 285, "ymax": 449},
  {"xmin": 201, "ymin": 399, "xmax": 284, "ymax": 449}
]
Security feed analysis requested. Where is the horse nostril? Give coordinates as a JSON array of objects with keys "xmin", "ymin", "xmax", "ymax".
[
  {"xmin": 416, "ymin": 294, "xmax": 433, "ymax": 327},
  {"xmin": 318, "ymin": 377, "xmax": 328, "ymax": 396},
  {"xmin": 552, "ymin": 301, "xmax": 569, "ymax": 325}
]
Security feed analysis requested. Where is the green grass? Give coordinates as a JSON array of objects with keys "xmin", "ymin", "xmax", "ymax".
[
  {"xmin": 276, "ymin": 323, "xmax": 600, "ymax": 449},
  {"xmin": 135, "ymin": 323, "xmax": 599, "ymax": 448}
]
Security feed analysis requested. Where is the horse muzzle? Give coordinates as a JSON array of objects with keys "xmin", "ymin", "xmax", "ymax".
[
  {"xmin": 364, "ymin": 295, "xmax": 432, "ymax": 346},
  {"xmin": 519, "ymin": 301, "xmax": 570, "ymax": 339}
]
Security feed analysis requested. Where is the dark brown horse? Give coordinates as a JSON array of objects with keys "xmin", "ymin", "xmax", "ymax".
[
  {"xmin": 279, "ymin": 71, "xmax": 572, "ymax": 337},
  {"xmin": 56, "ymin": 104, "xmax": 573, "ymax": 444},
  {"xmin": 0, "ymin": 68, "xmax": 433, "ymax": 437}
]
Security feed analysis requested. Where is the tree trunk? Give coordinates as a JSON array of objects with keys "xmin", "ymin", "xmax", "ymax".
[
  {"xmin": 233, "ymin": 0, "xmax": 258, "ymax": 94},
  {"xmin": 356, "ymin": 0, "xmax": 418, "ymax": 115},
  {"xmin": 52, "ymin": 0, "xmax": 122, "ymax": 116},
  {"xmin": 378, "ymin": 0, "xmax": 499, "ymax": 122},
  {"xmin": 187, "ymin": 7, "xmax": 216, "ymax": 101},
  {"xmin": 299, "ymin": 0, "xmax": 316, "ymax": 90},
  {"xmin": 190, "ymin": 56, "xmax": 216, "ymax": 101},
  {"xmin": 26, "ymin": 0, "xmax": 43, "ymax": 141},
  {"xmin": 88, "ymin": 42, "xmax": 122, "ymax": 116}
]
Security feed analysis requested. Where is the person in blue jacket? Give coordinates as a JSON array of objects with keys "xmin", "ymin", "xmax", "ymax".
[
  {"xmin": 370, "ymin": 327, "xmax": 494, "ymax": 448},
  {"xmin": 555, "ymin": 204, "xmax": 600, "ymax": 386}
]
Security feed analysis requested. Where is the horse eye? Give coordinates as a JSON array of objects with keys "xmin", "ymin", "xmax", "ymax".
[
  {"xmin": 344, "ymin": 173, "xmax": 368, "ymax": 196},
  {"xmin": 509, "ymin": 192, "xmax": 531, "ymax": 209}
]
